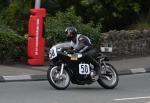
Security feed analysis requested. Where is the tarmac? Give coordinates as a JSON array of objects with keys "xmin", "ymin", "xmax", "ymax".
[{"xmin": 0, "ymin": 56, "xmax": 150, "ymax": 82}]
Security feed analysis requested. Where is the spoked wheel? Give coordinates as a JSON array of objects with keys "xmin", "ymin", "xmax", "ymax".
[
  {"xmin": 98, "ymin": 63, "xmax": 119, "ymax": 89},
  {"xmin": 47, "ymin": 66, "xmax": 70, "ymax": 90}
]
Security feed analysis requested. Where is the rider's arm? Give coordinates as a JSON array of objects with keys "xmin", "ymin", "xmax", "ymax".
[{"xmin": 75, "ymin": 36, "xmax": 92, "ymax": 53}]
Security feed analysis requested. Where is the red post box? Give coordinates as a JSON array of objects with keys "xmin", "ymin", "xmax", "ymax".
[{"xmin": 27, "ymin": 8, "xmax": 46, "ymax": 65}]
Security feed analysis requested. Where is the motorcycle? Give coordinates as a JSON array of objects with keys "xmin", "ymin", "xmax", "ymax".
[{"xmin": 47, "ymin": 42, "xmax": 119, "ymax": 90}]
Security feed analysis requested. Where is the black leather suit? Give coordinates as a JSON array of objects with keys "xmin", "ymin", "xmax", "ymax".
[{"xmin": 70, "ymin": 34, "xmax": 100, "ymax": 76}]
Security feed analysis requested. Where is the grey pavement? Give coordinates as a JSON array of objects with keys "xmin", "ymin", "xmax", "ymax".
[
  {"xmin": 110, "ymin": 56, "xmax": 150, "ymax": 75},
  {"xmin": 0, "ymin": 56, "xmax": 150, "ymax": 82}
]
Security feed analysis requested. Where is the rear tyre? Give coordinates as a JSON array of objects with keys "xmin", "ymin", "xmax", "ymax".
[{"xmin": 98, "ymin": 63, "xmax": 119, "ymax": 89}]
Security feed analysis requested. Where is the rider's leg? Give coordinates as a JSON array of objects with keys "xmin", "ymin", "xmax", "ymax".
[{"xmin": 83, "ymin": 49, "xmax": 100, "ymax": 80}]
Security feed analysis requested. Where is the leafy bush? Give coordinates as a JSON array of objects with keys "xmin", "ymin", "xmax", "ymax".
[
  {"xmin": 0, "ymin": 24, "xmax": 27, "ymax": 64},
  {"xmin": 0, "ymin": 0, "xmax": 33, "ymax": 34},
  {"xmin": 46, "ymin": 7, "xmax": 101, "ymax": 48},
  {"xmin": 129, "ymin": 20, "xmax": 150, "ymax": 30}
]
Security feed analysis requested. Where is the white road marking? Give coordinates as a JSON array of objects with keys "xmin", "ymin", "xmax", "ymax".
[
  {"xmin": 114, "ymin": 96, "xmax": 150, "ymax": 101},
  {"xmin": 131, "ymin": 68, "xmax": 146, "ymax": 73},
  {"xmin": 3, "ymin": 75, "xmax": 31, "ymax": 81}
]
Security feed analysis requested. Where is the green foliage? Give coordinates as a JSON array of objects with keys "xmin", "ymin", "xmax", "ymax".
[
  {"xmin": 46, "ymin": 7, "xmax": 101, "ymax": 48},
  {"xmin": 0, "ymin": 0, "xmax": 150, "ymax": 32},
  {"xmin": 129, "ymin": 20, "xmax": 150, "ymax": 30},
  {"xmin": 0, "ymin": 0, "xmax": 9, "ymax": 12},
  {"xmin": 78, "ymin": 0, "xmax": 141, "ymax": 31},
  {"xmin": 45, "ymin": 0, "xmax": 144, "ymax": 32},
  {"xmin": 44, "ymin": 0, "xmax": 149, "ymax": 31},
  {"xmin": 0, "ymin": 24, "xmax": 27, "ymax": 64},
  {"xmin": 0, "ymin": 0, "xmax": 33, "ymax": 34}
]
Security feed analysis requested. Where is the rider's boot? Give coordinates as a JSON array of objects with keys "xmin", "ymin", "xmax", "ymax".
[{"xmin": 90, "ymin": 66, "xmax": 100, "ymax": 81}]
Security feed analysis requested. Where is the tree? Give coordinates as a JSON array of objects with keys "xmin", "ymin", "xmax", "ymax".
[
  {"xmin": 44, "ymin": 0, "xmax": 144, "ymax": 31},
  {"xmin": 77, "ymin": 0, "xmax": 141, "ymax": 31},
  {"xmin": 46, "ymin": 7, "xmax": 101, "ymax": 48},
  {"xmin": 0, "ymin": 0, "xmax": 10, "ymax": 12},
  {"xmin": 0, "ymin": 0, "xmax": 33, "ymax": 34},
  {"xmin": 0, "ymin": 0, "xmax": 149, "ymax": 33}
]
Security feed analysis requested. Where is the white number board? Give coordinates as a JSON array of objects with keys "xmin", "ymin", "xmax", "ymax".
[
  {"xmin": 49, "ymin": 47, "xmax": 57, "ymax": 59},
  {"xmin": 79, "ymin": 64, "xmax": 90, "ymax": 74},
  {"xmin": 100, "ymin": 43, "xmax": 113, "ymax": 52}
]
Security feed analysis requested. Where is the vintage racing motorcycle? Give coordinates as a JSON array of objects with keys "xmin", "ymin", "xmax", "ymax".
[{"xmin": 47, "ymin": 42, "xmax": 119, "ymax": 90}]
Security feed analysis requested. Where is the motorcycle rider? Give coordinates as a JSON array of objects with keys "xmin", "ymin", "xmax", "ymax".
[{"xmin": 64, "ymin": 26, "xmax": 100, "ymax": 80}]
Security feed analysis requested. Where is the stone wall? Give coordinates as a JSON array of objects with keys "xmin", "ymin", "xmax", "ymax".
[{"xmin": 101, "ymin": 30, "xmax": 150, "ymax": 59}]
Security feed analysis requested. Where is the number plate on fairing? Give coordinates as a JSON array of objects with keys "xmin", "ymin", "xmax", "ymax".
[
  {"xmin": 49, "ymin": 47, "xmax": 57, "ymax": 59},
  {"xmin": 70, "ymin": 57, "xmax": 78, "ymax": 60},
  {"xmin": 79, "ymin": 64, "xmax": 90, "ymax": 74}
]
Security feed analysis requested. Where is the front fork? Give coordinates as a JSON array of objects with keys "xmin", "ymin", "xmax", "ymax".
[
  {"xmin": 59, "ymin": 63, "xmax": 65, "ymax": 76},
  {"xmin": 55, "ymin": 63, "xmax": 65, "ymax": 80}
]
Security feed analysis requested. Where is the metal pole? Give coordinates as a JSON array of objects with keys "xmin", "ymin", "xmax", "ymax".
[{"xmin": 35, "ymin": 0, "xmax": 41, "ymax": 9}]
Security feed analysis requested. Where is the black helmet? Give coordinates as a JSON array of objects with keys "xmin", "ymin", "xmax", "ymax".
[{"xmin": 65, "ymin": 26, "xmax": 78, "ymax": 41}]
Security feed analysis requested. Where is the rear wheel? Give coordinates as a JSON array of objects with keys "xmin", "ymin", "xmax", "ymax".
[
  {"xmin": 98, "ymin": 63, "xmax": 119, "ymax": 89},
  {"xmin": 47, "ymin": 66, "xmax": 70, "ymax": 90}
]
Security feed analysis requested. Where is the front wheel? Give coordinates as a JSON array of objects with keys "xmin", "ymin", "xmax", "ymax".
[
  {"xmin": 98, "ymin": 63, "xmax": 119, "ymax": 89},
  {"xmin": 47, "ymin": 66, "xmax": 70, "ymax": 90}
]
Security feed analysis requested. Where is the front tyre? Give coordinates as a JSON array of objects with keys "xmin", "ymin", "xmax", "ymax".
[
  {"xmin": 47, "ymin": 66, "xmax": 70, "ymax": 90},
  {"xmin": 98, "ymin": 63, "xmax": 119, "ymax": 89}
]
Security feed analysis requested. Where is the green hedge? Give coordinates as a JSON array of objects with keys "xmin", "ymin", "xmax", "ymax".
[
  {"xmin": 0, "ymin": 24, "xmax": 27, "ymax": 64},
  {"xmin": 0, "ymin": 0, "xmax": 33, "ymax": 34},
  {"xmin": 46, "ymin": 7, "xmax": 102, "ymax": 48},
  {"xmin": 0, "ymin": 7, "xmax": 101, "ymax": 63}
]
